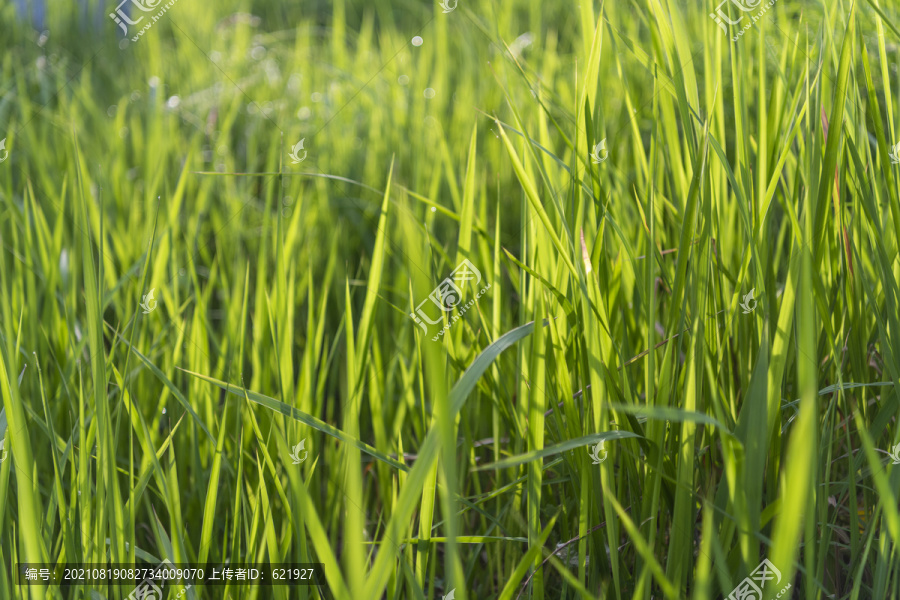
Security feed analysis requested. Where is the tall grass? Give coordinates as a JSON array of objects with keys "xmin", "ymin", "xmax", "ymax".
[{"xmin": 2, "ymin": 0, "xmax": 900, "ymax": 598}]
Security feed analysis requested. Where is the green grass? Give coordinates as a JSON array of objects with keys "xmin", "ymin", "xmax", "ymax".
[{"xmin": 2, "ymin": 0, "xmax": 900, "ymax": 598}]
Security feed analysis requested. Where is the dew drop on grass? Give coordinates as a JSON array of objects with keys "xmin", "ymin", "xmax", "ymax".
[
  {"xmin": 398, "ymin": 75, "xmax": 409, "ymax": 85},
  {"xmin": 412, "ymin": 36, "xmax": 423, "ymax": 46},
  {"xmin": 424, "ymin": 88, "xmax": 436, "ymax": 98}
]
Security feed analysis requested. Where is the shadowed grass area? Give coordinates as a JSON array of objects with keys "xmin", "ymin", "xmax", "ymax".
[{"xmin": 2, "ymin": 0, "xmax": 900, "ymax": 598}]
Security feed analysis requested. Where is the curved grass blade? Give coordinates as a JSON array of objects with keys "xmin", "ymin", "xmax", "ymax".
[
  {"xmin": 450, "ymin": 320, "xmax": 548, "ymax": 414},
  {"xmin": 177, "ymin": 367, "xmax": 409, "ymax": 472},
  {"xmin": 475, "ymin": 431, "xmax": 641, "ymax": 471},
  {"xmin": 108, "ymin": 327, "xmax": 214, "ymax": 444},
  {"xmin": 606, "ymin": 402, "xmax": 737, "ymax": 440},
  {"xmin": 365, "ymin": 320, "xmax": 547, "ymax": 598},
  {"xmin": 818, "ymin": 382, "xmax": 893, "ymax": 396},
  {"xmin": 497, "ymin": 511, "xmax": 560, "ymax": 600}
]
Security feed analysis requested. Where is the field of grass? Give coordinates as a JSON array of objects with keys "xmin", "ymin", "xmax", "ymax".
[{"xmin": 2, "ymin": 0, "xmax": 900, "ymax": 598}]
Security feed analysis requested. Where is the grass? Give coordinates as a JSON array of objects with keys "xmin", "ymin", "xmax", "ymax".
[{"xmin": 2, "ymin": 0, "xmax": 900, "ymax": 598}]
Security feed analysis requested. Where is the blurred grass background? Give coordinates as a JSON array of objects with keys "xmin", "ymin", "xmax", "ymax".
[{"xmin": 2, "ymin": 0, "xmax": 900, "ymax": 598}]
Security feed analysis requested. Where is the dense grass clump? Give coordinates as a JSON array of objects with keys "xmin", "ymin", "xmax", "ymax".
[{"xmin": 2, "ymin": 0, "xmax": 900, "ymax": 598}]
